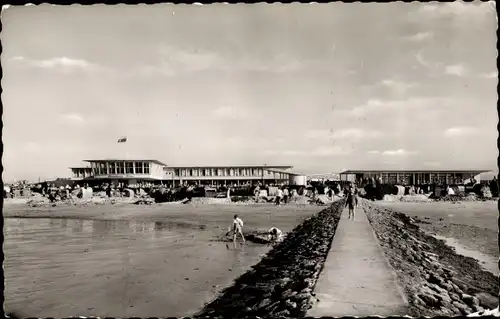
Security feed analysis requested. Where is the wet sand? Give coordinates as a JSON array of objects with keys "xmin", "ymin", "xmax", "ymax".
[{"xmin": 4, "ymin": 204, "xmax": 320, "ymax": 317}]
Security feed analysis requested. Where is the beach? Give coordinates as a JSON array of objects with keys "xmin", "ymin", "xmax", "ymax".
[{"xmin": 3, "ymin": 203, "xmax": 320, "ymax": 317}]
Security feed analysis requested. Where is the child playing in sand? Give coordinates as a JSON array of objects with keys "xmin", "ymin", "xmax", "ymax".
[
  {"xmin": 267, "ymin": 227, "xmax": 283, "ymax": 243},
  {"xmin": 232, "ymin": 214, "xmax": 245, "ymax": 244},
  {"xmin": 346, "ymin": 185, "xmax": 358, "ymax": 220}
]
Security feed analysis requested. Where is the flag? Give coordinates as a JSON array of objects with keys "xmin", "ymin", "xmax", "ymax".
[{"xmin": 117, "ymin": 137, "xmax": 127, "ymax": 143}]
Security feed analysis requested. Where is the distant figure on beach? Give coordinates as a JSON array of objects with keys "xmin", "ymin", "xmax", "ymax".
[
  {"xmin": 283, "ymin": 188, "xmax": 289, "ymax": 204},
  {"xmin": 275, "ymin": 187, "xmax": 283, "ymax": 205},
  {"xmin": 254, "ymin": 185, "xmax": 260, "ymax": 202},
  {"xmin": 345, "ymin": 185, "xmax": 358, "ymax": 220},
  {"xmin": 267, "ymin": 227, "xmax": 283, "ymax": 243},
  {"xmin": 232, "ymin": 215, "xmax": 245, "ymax": 244}
]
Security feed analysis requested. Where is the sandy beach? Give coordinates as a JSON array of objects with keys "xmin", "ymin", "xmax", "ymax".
[{"xmin": 3, "ymin": 203, "xmax": 320, "ymax": 317}]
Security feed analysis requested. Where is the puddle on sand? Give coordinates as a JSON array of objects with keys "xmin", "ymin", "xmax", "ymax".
[
  {"xmin": 433, "ymin": 234, "xmax": 498, "ymax": 275},
  {"xmin": 4, "ymin": 217, "xmax": 269, "ymax": 318}
]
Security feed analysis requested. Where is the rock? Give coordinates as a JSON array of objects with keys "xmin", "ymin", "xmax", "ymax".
[
  {"xmin": 449, "ymin": 292, "xmax": 460, "ymax": 302},
  {"xmin": 274, "ymin": 309, "xmax": 290, "ymax": 317},
  {"xmin": 419, "ymin": 293, "xmax": 439, "ymax": 307},
  {"xmin": 281, "ymin": 289, "xmax": 296, "ymax": 299},
  {"xmin": 462, "ymin": 294, "xmax": 480, "ymax": 308},
  {"xmin": 450, "ymin": 277, "xmax": 467, "ymax": 291},
  {"xmin": 473, "ymin": 292, "xmax": 498, "ymax": 309},
  {"xmin": 257, "ymin": 298, "xmax": 272, "ymax": 309},
  {"xmin": 285, "ymin": 299, "xmax": 297, "ymax": 309},
  {"xmin": 472, "ymin": 305, "xmax": 485, "ymax": 313},
  {"xmin": 453, "ymin": 301, "xmax": 472, "ymax": 315},
  {"xmin": 440, "ymin": 281, "xmax": 454, "ymax": 292},
  {"xmin": 293, "ymin": 292, "xmax": 310, "ymax": 301},
  {"xmin": 428, "ymin": 273, "xmax": 444, "ymax": 285}
]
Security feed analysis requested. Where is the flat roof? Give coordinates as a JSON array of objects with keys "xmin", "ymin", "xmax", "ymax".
[
  {"xmin": 83, "ymin": 159, "xmax": 168, "ymax": 166},
  {"xmin": 264, "ymin": 168, "xmax": 303, "ymax": 176},
  {"xmin": 340, "ymin": 169, "xmax": 492, "ymax": 174},
  {"xmin": 164, "ymin": 165, "xmax": 293, "ymax": 169}
]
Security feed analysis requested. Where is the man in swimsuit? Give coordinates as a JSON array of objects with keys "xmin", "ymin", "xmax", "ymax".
[{"xmin": 232, "ymin": 214, "xmax": 245, "ymax": 244}]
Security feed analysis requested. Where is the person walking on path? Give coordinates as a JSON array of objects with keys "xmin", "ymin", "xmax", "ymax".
[
  {"xmin": 231, "ymin": 214, "xmax": 245, "ymax": 244},
  {"xmin": 345, "ymin": 185, "xmax": 358, "ymax": 220}
]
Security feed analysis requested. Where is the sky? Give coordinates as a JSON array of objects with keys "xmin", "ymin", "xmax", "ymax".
[{"xmin": 1, "ymin": 2, "xmax": 498, "ymax": 182}]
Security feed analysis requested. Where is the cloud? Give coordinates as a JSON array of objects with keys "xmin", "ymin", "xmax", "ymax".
[
  {"xmin": 263, "ymin": 149, "xmax": 307, "ymax": 156},
  {"xmin": 444, "ymin": 126, "xmax": 479, "ymax": 137},
  {"xmin": 136, "ymin": 47, "xmax": 304, "ymax": 77},
  {"xmin": 212, "ymin": 106, "xmax": 248, "ymax": 120},
  {"xmin": 311, "ymin": 146, "xmax": 351, "ymax": 156},
  {"xmin": 305, "ymin": 128, "xmax": 383, "ymax": 141},
  {"xmin": 9, "ymin": 56, "xmax": 103, "ymax": 73},
  {"xmin": 263, "ymin": 145, "xmax": 350, "ymax": 157},
  {"xmin": 479, "ymin": 71, "xmax": 498, "ymax": 79},
  {"xmin": 445, "ymin": 64, "xmax": 467, "ymax": 77},
  {"xmin": 381, "ymin": 79, "xmax": 416, "ymax": 94},
  {"xmin": 346, "ymin": 97, "xmax": 451, "ymax": 117},
  {"xmin": 404, "ymin": 32, "xmax": 433, "ymax": 42},
  {"xmin": 368, "ymin": 149, "xmax": 417, "ymax": 156},
  {"xmin": 60, "ymin": 113, "xmax": 85, "ymax": 123},
  {"xmin": 419, "ymin": 1, "xmax": 494, "ymax": 17}
]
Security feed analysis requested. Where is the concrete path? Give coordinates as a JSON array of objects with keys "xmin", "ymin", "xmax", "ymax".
[{"xmin": 308, "ymin": 206, "xmax": 408, "ymax": 317}]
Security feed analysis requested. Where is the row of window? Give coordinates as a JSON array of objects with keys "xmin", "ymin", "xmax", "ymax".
[
  {"xmin": 360, "ymin": 173, "xmax": 469, "ymax": 185},
  {"xmin": 172, "ymin": 168, "xmax": 287, "ymax": 179},
  {"xmin": 89, "ymin": 162, "xmax": 151, "ymax": 175}
]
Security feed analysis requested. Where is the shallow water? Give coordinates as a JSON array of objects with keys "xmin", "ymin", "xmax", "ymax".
[
  {"xmin": 433, "ymin": 234, "xmax": 498, "ymax": 275},
  {"xmin": 4, "ymin": 217, "xmax": 269, "ymax": 317}
]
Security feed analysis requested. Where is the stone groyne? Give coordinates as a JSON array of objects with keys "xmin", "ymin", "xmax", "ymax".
[
  {"xmin": 362, "ymin": 201, "xmax": 498, "ymax": 317},
  {"xmin": 195, "ymin": 200, "xmax": 345, "ymax": 318}
]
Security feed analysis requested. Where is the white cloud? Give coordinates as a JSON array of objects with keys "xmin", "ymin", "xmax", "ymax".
[
  {"xmin": 263, "ymin": 149, "xmax": 306, "ymax": 156},
  {"xmin": 405, "ymin": 32, "xmax": 433, "ymax": 42},
  {"xmin": 419, "ymin": 2, "xmax": 494, "ymax": 17},
  {"xmin": 368, "ymin": 149, "xmax": 416, "ymax": 156},
  {"xmin": 305, "ymin": 128, "xmax": 383, "ymax": 140},
  {"xmin": 60, "ymin": 113, "xmax": 85, "ymax": 123},
  {"xmin": 263, "ymin": 145, "xmax": 350, "ymax": 157},
  {"xmin": 381, "ymin": 149, "xmax": 417, "ymax": 156},
  {"xmin": 479, "ymin": 71, "xmax": 498, "ymax": 79},
  {"xmin": 381, "ymin": 79, "xmax": 415, "ymax": 94},
  {"xmin": 445, "ymin": 64, "xmax": 467, "ymax": 77},
  {"xmin": 212, "ymin": 106, "xmax": 248, "ymax": 120},
  {"xmin": 444, "ymin": 126, "xmax": 479, "ymax": 137},
  {"xmin": 9, "ymin": 56, "xmax": 105, "ymax": 73},
  {"xmin": 311, "ymin": 146, "xmax": 351, "ymax": 156},
  {"xmin": 347, "ymin": 97, "xmax": 451, "ymax": 117},
  {"xmin": 137, "ymin": 47, "xmax": 304, "ymax": 77}
]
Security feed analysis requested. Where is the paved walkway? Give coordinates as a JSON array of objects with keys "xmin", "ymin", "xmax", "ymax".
[{"xmin": 308, "ymin": 206, "xmax": 408, "ymax": 317}]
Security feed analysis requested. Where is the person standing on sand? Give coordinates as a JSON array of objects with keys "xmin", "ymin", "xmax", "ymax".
[
  {"xmin": 232, "ymin": 214, "xmax": 245, "ymax": 244},
  {"xmin": 283, "ymin": 187, "xmax": 289, "ymax": 204},
  {"xmin": 345, "ymin": 186, "xmax": 358, "ymax": 220},
  {"xmin": 275, "ymin": 187, "xmax": 283, "ymax": 205}
]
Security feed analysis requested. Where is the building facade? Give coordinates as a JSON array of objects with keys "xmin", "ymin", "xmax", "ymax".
[
  {"xmin": 70, "ymin": 160, "xmax": 300, "ymax": 186},
  {"xmin": 339, "ymin": 169, "xmax": 491, "ymax": 186}
]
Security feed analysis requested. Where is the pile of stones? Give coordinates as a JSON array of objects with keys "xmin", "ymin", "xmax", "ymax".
[{"xmin": 195, "ymin": 200, "xmax": 345, "ymax": 319}]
